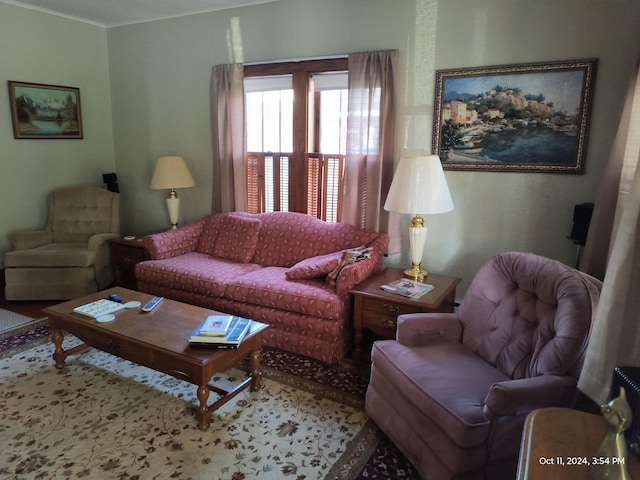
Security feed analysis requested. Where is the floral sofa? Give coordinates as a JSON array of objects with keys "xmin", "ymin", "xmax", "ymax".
[{"xmin": 135, "ymin": 212, "xmax": 389, "ymax": 363}]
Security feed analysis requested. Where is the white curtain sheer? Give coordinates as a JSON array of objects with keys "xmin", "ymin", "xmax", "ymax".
[
  {"xmin": 342, "ymin": 50, "xmax": 398, "ymax": 244},
  {"xmin": 578, "ymin": 58, "xmax": 640, "ymax": 403},
  {"xmin": 210, "ymin": 63, "xmax": 246, "ymax": 213}
]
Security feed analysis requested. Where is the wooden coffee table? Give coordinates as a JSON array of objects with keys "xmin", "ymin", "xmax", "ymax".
[{"xmin": 43, "ymin": 287, "xmax": 268, "ymax": 431}]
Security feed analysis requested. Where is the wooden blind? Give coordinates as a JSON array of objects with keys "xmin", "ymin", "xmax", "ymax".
[{"xmin": 247, "ymin": 152, "xmax": 343, "ymax": 221}]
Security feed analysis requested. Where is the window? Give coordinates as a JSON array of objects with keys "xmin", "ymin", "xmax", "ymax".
[{"xmin": 244, "ymin": 58, "xmax": 348, "ymax": 221}]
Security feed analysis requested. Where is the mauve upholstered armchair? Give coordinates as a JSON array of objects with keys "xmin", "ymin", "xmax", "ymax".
[
  {"xmin": 4, "ymin": 186, "xmax": 119, "ymax": 300},
  {"xmin": 365, "ymin": 252, "xmax": 602, "ymax": 480}
]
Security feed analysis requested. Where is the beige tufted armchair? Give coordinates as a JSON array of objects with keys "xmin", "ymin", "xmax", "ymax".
[{"xmin": 4, "ymin": 186, "xmax": 119, "ymax": 300}]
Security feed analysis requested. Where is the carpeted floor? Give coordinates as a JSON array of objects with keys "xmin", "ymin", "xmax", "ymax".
[{"xmin": 0, "ymin": 321, "xmax": 419, "ymax": 480}]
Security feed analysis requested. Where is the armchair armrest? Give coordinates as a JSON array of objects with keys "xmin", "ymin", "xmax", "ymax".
[
  {"xmin": 396, "ymin": 313, "xmax": 462, "ymax": 346},
  {"xmin": 335, "ymin": 234, "xmax": 389, "ymax": 296},
  {"xmin": 483, "ymin": 375, "xmax": 578, "ymax": 417},
  {"xmin": 9, "ymin": 230, "xmax": 53, "ymax": 250},
  {"xmin": 143, "ymin": 217, "xmax": 207, "ymax": 260},
  {"xmin": 88, "ymin": 232, "xmax": 119, "ymax": 251}
]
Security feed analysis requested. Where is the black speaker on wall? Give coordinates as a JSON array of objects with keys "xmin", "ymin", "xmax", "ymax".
[
  {"xmin": 103, "ymin": 173, "xmax": 119, "ymax": 193},
  {"xmin": 569, "ymin": 202, "xmax": 594, "ymax": 246}
]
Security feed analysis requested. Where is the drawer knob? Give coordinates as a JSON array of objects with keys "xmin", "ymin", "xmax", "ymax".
[
  {"xmin": 107, "ymin": 338, "xmax": 121, "ymax": 351},
  {"xmin": 382, "ymin": 318, "xmax": 397, "ymax": 328},
  {"xmin": 383, "ymin": 303, "xmax": 400, "ymax": 314}
]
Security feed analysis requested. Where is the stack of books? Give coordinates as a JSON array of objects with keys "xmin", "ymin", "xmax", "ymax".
[{"xmin": 188, "ymin": 314, "xmax": 252, "ymax": 348}]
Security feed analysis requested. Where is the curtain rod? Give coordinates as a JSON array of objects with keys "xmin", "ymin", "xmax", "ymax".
[{"xmin": 244, "ymin": 54, "xmax": 348, "ymax": 66}]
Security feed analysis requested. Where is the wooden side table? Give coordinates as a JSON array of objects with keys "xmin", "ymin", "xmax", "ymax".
[
  {"xmin": 350, "ymin": 267, "xmax": 461, "ymax": 361},
  {"xmin": 108, "ymin": 235, "xmax": 150, "ymax": 290},
  {"xmin": 517, "ymin": 407, "xmax": 640, "ymax": 479}
]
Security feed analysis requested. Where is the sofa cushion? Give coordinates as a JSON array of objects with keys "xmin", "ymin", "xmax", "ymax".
[
  {"xmin": 371, "ymin": 339, "xmax": 510, "ymax": 449},
  {"xmin": 5, "ymin": 243, "xmax": 96, "ymax": 268},
  {"xmin": 195, "ymin": 214, "xmax": 225, "ymax": 256},
  {"xmin": 226, "ymin": 266, "xmax": 345, "ymax": 320},
  {"xmin": 212, "ymin": 214, "xmax": 261, "ymax": 263},
  {"xmin": 251, "ymin": 212, "xmax": 379, "ymax": 267},
  {"xmin": 135, "ymin": 253, "xmax": 263, "ymax": 297},
  {"xmin": 285, "ymin": 251, "xmax": 342, "ymax": 280}
]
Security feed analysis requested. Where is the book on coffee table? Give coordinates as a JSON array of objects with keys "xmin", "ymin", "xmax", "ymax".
[
  {"xmin": 193, "ymin": 315, "xmax": 234, "ymax": 337},
  {"xmin": 189, "ymin": 316, "xmax": 252, "ymax": 348}
]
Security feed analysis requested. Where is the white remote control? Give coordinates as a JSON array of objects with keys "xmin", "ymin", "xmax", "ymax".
[{"xmin": 141, "ymin": 296, "xmax": 164, "ymax": 312}]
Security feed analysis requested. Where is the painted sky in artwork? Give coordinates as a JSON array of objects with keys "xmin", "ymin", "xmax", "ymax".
[
  {"xmin": 444, "ymin": 70, "xmax": 584, "ymax": 115},
  {"xmin": 15, "ymin": 86, "xmax": 77, "ymax": 109}
]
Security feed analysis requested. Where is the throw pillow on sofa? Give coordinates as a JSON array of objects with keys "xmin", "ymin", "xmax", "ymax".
[
  {"xmin": 285, "ymin": 251, "xmax": 343, "ymax": 280},
  {"xmin": 212, "ymin": 214, "xmax": 262, "ymax": 263},
  {"xmin": 196, "ymin": 214, "xmax": 225, "ymax": 256}
]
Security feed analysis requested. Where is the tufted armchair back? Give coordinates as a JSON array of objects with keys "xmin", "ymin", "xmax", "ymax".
[
  {"xmin": 46, "ymin": 186, "xmax": 120, "ymax": 243},
  {"xmin": 456, "ymin": 252, "xmax": 601, "ymax": 380}
]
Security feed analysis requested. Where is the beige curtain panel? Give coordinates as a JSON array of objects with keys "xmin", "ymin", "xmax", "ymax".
[{"xmin": 578, "ymin": 57, "xmax": 640, "ymax": 404}]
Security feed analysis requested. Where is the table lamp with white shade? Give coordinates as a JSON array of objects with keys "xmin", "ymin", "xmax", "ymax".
[
  {"xmin": 150, "ymin": 156, "xmax": 196, "ymax": 230},
  {"xmin": 384, "ymin": 154, "xmax": 454, "ymax": 281}
]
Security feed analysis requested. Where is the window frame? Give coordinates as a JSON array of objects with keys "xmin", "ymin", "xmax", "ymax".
[{"xmin": 244, "ymin": 58, "xmax": 348, "ymax": 215}]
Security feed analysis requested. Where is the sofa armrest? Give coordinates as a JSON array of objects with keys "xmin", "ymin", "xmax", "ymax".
[
  {"xmin": 9, "ymin": 230, "xmax": 53, "ymax": 250},
  {"xmin": 88, "ymin": 232, "xmax": 119, "ymax": 251},
  {"xmin": 143, "ymin": 217, "xmax": 207, "ymax": 260},
  {"xmin": 483, "ymin": 375, "xmax": 578, "ymax": 417},
  {"xmin": 335, "ymin": 234, "xmax": 389, "ymax": 296},
  {"xmin": 396, "ymin": 313, "xmax": 462, "ymax": 346}
]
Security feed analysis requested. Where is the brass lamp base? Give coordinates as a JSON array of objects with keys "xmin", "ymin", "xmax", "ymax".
[{"xmin": 404, "ymin": 262, "xmax": 427, "ymax": 282}]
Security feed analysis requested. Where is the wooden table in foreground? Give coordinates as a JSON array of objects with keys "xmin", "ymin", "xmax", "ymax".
[
  {"xmin": 43, "ymin": 287, "xmax": 268, "ymax": 431},
  {"xmin": 517, "ymin": 407, "xmax": 640, "ymax": 479}
]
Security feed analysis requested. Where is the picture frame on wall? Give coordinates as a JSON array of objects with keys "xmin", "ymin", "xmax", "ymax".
[
  {"xmin": 8, "ymin": 81, "xmax": 83, "ymax": 139},
  {"xmin": 432, "ymin": 59, "xmax": 597, "ymax": 173}
]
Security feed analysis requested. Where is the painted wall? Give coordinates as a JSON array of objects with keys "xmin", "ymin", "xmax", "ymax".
[
  {"xmin": 107, "ymin": 0, "xmax": 640, "ymax": 295},
  {"xmin": 0, "ymin": 3, "xmax": 115, "ymax": 265},
  {"xmin": 2, "ymin": 0, "xmax": 640, "ymax": 298}
]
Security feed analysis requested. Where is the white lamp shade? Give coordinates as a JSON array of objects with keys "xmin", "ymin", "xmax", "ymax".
[
  {"xmin": 150, "ymin": 156, "xmax": 196, "ymax": 190},
  {"xmin": 384, "ymin": 154, "xmax": 454, "ymax": 214}
]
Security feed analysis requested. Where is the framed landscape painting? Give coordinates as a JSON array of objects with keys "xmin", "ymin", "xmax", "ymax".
[
  {"xmin": 432, "ymin": 59, "xmax": 597, "ymax": 173},
  {"xmin": 8, "ymin": 81, "xmax": 83, "ymax": 139}
]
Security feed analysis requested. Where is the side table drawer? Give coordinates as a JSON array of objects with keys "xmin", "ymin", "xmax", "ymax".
[
  {"xmin": 350, "ymin": 268, "xmax": 461, "ymax": 362},
  {"xmin": 362, "ymin": 298, "xmax": 424, "ymax": 331},
  {"xmin": 109, "ymin": 236, "xmax": 150, "ymax": 289},
  {"xmin": 112, "ymin": 245, "xmax": 148, "ymax": 273}
]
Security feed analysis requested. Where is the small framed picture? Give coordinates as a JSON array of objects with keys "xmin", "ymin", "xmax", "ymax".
[
  {"xmin": 432, "ymin": 59, "xmax": 597, "ymax": 173},
  {"xmin": 8, "ymin": 81, "xmax": 83, "ymax": 139}
]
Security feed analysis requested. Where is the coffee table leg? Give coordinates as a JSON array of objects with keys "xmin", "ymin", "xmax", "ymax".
[
  {"xmin": 250, "ymin": 348, "xmax": 263, "ymax": 391},
  {"xmin": 52, "ymin": 329, "xmax": 66, "ymax": 369},
  {"xmin": 196, "ymin": 385, "xmax": 211, "ymax": 431}
]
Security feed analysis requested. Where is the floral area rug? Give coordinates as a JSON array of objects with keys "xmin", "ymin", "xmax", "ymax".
[{"xmin": 0, "ymin": 321, "xmax": 419, "ymax": 480}]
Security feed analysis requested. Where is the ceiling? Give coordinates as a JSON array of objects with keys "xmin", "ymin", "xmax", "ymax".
[{"xmin": 2, "ymin": 0, "xmax": 280, "ymax": 27}]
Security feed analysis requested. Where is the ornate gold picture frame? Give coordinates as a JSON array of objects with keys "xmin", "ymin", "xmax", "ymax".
[{"xmin": 432, "ymin": 59, "xmax": 597, "ymax": 173}]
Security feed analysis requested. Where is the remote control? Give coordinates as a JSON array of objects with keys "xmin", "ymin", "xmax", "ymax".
[{"xmin": 141, "ymin": 296, "xmax": 164, "ymax": 312}]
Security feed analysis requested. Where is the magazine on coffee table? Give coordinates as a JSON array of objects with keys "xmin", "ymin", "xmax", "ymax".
[
  {"xmin": 189, "ymin": 316, "xmax": 252, "ymax": 348},
  {"xmin": 380, "ymin": 278, "xmax": 434, "ymax": 298}
]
